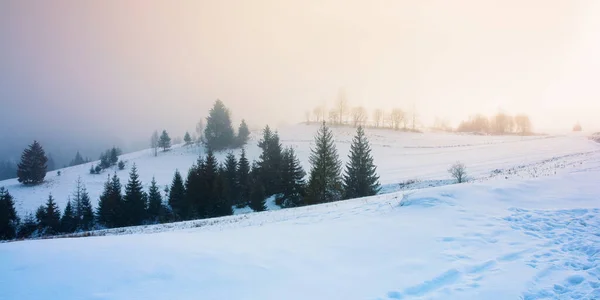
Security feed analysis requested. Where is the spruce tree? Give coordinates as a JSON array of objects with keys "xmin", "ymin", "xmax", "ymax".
[
  {"xmin": 60, "ymin": 199, "xmax": 77, "ymax": 233},
  {"xmin": 343, "ymin": 126, "xmax": 380, "ymax": 199},
  {"xmin": 237, "ymin": 148, "xmax": 251, "ymax": 208},
  {"xmin": 249, "ymin": 162, "xmax": 267, "ymax": 212},
  {"xmin": 17, "ymin": 140, "xmax": 48, "ymax": 185},
  {"xmin": 201, "ymin": 149, "xmax": 220, "ymax": 218},
  {"xmin": 305, "ymin": 122, "xmax": 343, "ymax": 205},
  {"xmin": 38, "ymin": 194, "xmax": 61, "ymax": 235},
  {"xmin": 184, "ymin": 132, "xmax": 192, "ymax": 145},
  {"xmin": 278, "ymin": 147, "xmax": 306, "ymax": 208},
  {"xmin": 159, "ymin": 130, "xmax": 171, "ymax": 151},
  {"xmin": 18, "ymin": 213, "xmax": 38, "ymax": 239},
  {"xmin": 223, "ymin": 152, "xmax": 239, "ymax": 206},
  {"xmin": 78, "ymin": 187, "xmax": 95, "ymax": 231},
  {"xmin": 96, "ymin": 174, "xmax": 124, "ymax": 228},
  {"xmin": 70, "ymin": 151, "xmax": 85, "ymax": 166},
  {"xmin": 168, "ymin": 170, "xmax": 186, "ymax": 220},
  {"xmin": 204, "ymin": 99, "xmax": 235, "ymax": 151},
  {"xmin": 237, "ymin": 119, "xmax": 250, "ymax": 147},
  {"xmin": 0, "ymin": 187, "xmax": 19, "ymax": 240},
  {"xmin": 213, "ymin": 171, "xmax": 233, "ymax": 217},
  {"xmin": 257, "ymin": 126, "xmax": 283, "ymax": 196},
  {"xmin": 123, "ymin": 164, "xmax": 146, "ymax": 226},
  {"xmin": 184, "ymin": 162, "xmax": 202, "ymax": 220},
  {"xmin": 146, "ymin": 177, "xmax": 164, "ymax": 223},
  {"xmin": 109, "ymin": 147, "xmax": 120, "ymax": 166}
]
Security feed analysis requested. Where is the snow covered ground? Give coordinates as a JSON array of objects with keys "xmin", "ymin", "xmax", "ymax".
[{"xmin": 1, "ymin": 125, "xmax": 600, "ymax": 299}]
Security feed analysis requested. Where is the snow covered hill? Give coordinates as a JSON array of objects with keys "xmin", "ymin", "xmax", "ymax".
[{"xmin": 2, "ymin": 124, "xmax": 599, "ymax": 216}]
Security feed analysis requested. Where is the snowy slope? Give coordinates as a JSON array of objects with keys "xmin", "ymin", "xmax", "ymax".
[
  {"xmin": 2, "ymin": 167, "xmax": 600, "ymax": 299},
  {"xmin": 2, "ymin": 124, "xmax": 599, "ymax": 216}
]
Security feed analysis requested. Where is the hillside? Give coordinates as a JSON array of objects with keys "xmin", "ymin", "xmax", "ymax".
[{"xmin": 2, "ymin": 124, "xmax": 599, "ymax": 216}]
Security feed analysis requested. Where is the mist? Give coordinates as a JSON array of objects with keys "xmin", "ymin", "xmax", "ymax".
[{"xmin": 2, "ymin": 0, "xmax": 600, "ymax": 164}]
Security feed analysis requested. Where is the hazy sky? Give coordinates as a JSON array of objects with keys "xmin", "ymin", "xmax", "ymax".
[{"xmin": 2, "ymin": 0, "xmax": 600, "ymax": 148}]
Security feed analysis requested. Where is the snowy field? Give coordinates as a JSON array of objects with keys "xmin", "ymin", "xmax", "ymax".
[{"xmin": 1, "ymin": 125, "xmax": 600, "ymax": 299}]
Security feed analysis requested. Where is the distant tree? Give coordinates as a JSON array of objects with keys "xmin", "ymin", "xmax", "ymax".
[
  {"xmin": 0, "ymin": 160, "xmax": 17, "ymax": 181},
  {"xmin": 0, "ymin": 187, "xmax": 19, "ymax": 240},
  {"xmin": 328, "ymin": 109, "xmax": 339, "ymax": 125},
  {"xmin": 342, "ymin": 126, "xmax": 380, "ymax": 199},
  {"xmin": 37, "ymin": 194, "xmax": 61, "ymax": 235},
  {"xmin": 195, "ymin": 119, "xmax": 205, "ymax": 144},
  {"xmin": 17, "ymin": 140, "xmax": 48, "ymax": 185},
  {"xmin": 448, "ymin": 162, "xmax": 468, "ymax": 183},
  {"xmin": 390, "ymin": 108, "xmax": 405, "ymax": 130},
  {"xmin": 457, "ymin": 114, "xmax": 490, "ymax": 133},
  {"xmin": 514, "ymin": 114, "xmax": 532, "ymax": 135},
  {"xmin": 99, "ymin": 151, "xmax": 110, "ymax": 169},
  {"xmin": 335, "ymin": 88, "xmax": 349, "ymax": 125},
  {"xmin": 573, "ymin": 122, "xmax": 583, "ymax": 132},
  {"xmin": 69, "ymin": 151, "xmax": 86, "ymax": 167},
  {"xmin": 17, "ymin": 213, "xmax": 37, "ymax": 239},
  {"xmin": 167, "ymin": 170, "xmax": 186, "ymax": 220},
  {"xmin": 237, "ymin": 148, "xmax": 251, "ymax": 208},
  {"xmin": 313, "ymin": 106, "xmax": 325, "ymax": 123},
  {"xmin": 249, "ymin": 163, "xmax": 267, "ymax": 212},
  {"xmin": 204, "ymin": 99, "xmax": 235, "ymax": 151},
  {"xmin": 305, "ymin": 110, "xmax": 311, "ymax": 123},
  {"xmin": 109, "ymin": 147, "xmax": 120, "ymax": 166},
  {"xmin": 351, "ymin": 107, "xmax": 368, "ymax": 127},
  {"xmin": 277, "ymin": 147, "xmax": 306, "ymax": 208},
  {"xmin": 146, "ymin": 177, "xmax": 165, "ymax": 223},
  {"xmin": 159, "ymin": 130, "xmax": 171, "ymax": 151},
  {"xmin": 223, "ymin": 153, "xmax": 239, "ymax": 206},
  {"xmin": 118, "ymin": 160, "xmax": 125, "ymax": 170},
  {"xmin": 491, "ymin": 112, "xmax": 513, "ymax": 134},
  {"xmin": 150, "ymin": 130, "xmax": 160, "ymax": 156},
  {"xmin": 90, "ymin": 164, "xmax": 97, "ymax": 174},
  {"xmin": 122, "ymin": 164, "xmax": 147, "ymax": 226},
  {"xmin": 373, "ymin": 109, "xmax": 384, "ymax": 128},
  {"xmin": 96, "ymin": 174, "xmax": 124, "ymax": 228},
  {"xmin": 236, "ymin": 119, "xmax": 251, "ymax": 147},
  {"xmin": 95, "ymin": 165, "xmax": 102, "ymax": 174},
  {"xmin": 184, "ymin": 132, "xmax": 192, "ymax": 145},
  {"xmin": 60, "ymin": 199, "xmax": 77, "ymax": 233},
  {"xmin": 305, "ymin": 122, "xmax": 343, "ymax": 205},
  {"xmin": 47, "ymin": 154, "xmax": 56, "ymax": 171}
]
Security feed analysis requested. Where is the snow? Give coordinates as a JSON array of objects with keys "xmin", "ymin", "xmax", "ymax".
[{"xmin": 2, "ymin": 125, "xmax": 600, "ymax": 299}]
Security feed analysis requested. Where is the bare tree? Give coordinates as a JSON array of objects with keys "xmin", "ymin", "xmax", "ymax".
[
  {"xmin": 328, "ymin": 109, "xmax": 339, "ymax": 125},
  {"xmin": 514, "ymin": 114, "xmax": 532, "ymax": 135},
  {"xmin": 335, "ymin": 89, "xmax": 349, "ymax": 125},
  {"xmin": 373, "ymin": 109, "xmax": 384, "ymax": 128},
  {"xmin": 195, "ymin": 119, "xmax": 205, "ymax": 144},
  {"xmin": 448, "ymin": 162, "xmax": 467, "ymax": 183},
  {"xmin": 410, "ymin": 104, "xmax": 418, "ymax": 131},
  {"xmin": 313, "ymin": 106, "xmax": 325, "ymax": 123},
  {"xmin": 491, "ymin": 112, "xmax": 512, "ymax": 134},
  {"xmin": 305, "ymin": 110, "xmax": 311, "ymax": 124},
  {"xmin": 150, "ymin": 130, "xmax": 159, "ymax": 157},
  {"xmin": 390, "ymin": 108, "xmax": 405, "ymax": 130},
  {"xmin": 351, "ymin": 106, "xmax": 368, "ymax": 127}
]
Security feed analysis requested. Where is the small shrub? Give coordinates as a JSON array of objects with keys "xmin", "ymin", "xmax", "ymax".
[
  {"xmin": 57, "ymin": 171, "xmax": 61, "ymax": 176},
  {"xmin": 448, "ymin": 161, "xmax": 467, "ymax": 183}
]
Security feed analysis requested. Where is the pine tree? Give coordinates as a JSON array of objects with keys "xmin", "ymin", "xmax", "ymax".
[
  {"xmin": 60, "ymin": 199, "xmax": 77, "ymax": 233},
  {"xmin": 257, "ymin": 126, "xmax": 283, "ymax": 196},
  {"xmin": 146, "ymin": 177, "xmax": 165, "ymax": 223},
  {"xmin": 305, "ymin": 122, "xmax": 343, "ymax": 205},
  {"xmin": 184, "ymin": 162, "xmax": 202, "ymax": 220},
  {"xmin": 184, "ymin": 132, "xmax": 192, "ymax": 145},
  {"xmin": 248, "ymin": 162, "xmax": 266, "ymax": 212},
  {"xmin": 223, "ymin": 152, "xmax": 239, "ymax": 206},
  {"xmin": 168, "ymin": 170, "xmax": 186, "ymax": 220},
  {"xmin": 204, "ymin": 99, "xmax": 235, "ymax": 151},
  {"xmin": 47, "ymin": 154, "xmax": 56, "ymax": 171},
  {"xmin": 159, "ymin": 130, "xmax": 171, "ymax": 151},
  {"xmin": 236, "ymin": 119, "xmax": 250, "ymax": 147},
  {"xmin": 213, "ymin": 171, "xmax": 233, "ymax": 217},
  {"xmin": 201, "ymin": 149, "xmax": 220, "ymax": 218},
  {"xmin": 109, "ymin": 147, "xmax": 120, "ymax": 166},
  {"xmin": 278, "ymin": 147, "xmax": 306, "ymax": 208},
  {"xmin": 70, "ymin": 151, "xmax": 85, "ymax": 166},
  {"xmin": 123, "ymin": 164, "xmax": 147, "ymax": 226},
  {"xmin": 118, "ymin": 160, "xmax": 125, "ymax": 170},
  {"xmin": 237, "ymin": 148, "xmax": 251, "ymax": 208},
  {"xmin": 0, "ymin": 187, "xmax": 19, "ymax": 240},
  {"xmin": 18, "ymin": 212, "xmax": 38, "ymax": 239},
  {"xmin": 78, "ymin": 187, "xmax": 95, "ymax": 231},
  {"xmin": 38, "ymin": 194, "xmax": 61, "ymax": 235},
  {"xmin": 96, "ymin": 174, "xmax": 124, "ymax": 228},
  {"xmin": 343, "ymin": 126, "xmax": 380, "ymax": 199},
  {"xmin": 17, "ymin": 140, "xmax": 48, "ymax": 185}
]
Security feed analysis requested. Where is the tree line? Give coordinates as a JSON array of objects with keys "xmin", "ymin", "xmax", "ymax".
[
  {"xmin": 0, "ymin": 122, "xmax": 380, "ymax": 241},
  {"xmin": 457, "ymin": 112, "xmax": 533, "ymax": 135}
]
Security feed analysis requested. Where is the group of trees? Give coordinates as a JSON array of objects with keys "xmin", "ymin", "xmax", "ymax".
[
  {"xmin": 68, "ymin": 151, "xmax": 91, "ymax": 167},
  {"xmin": 457, "ymin": 113, "xmax": 533, "ymax": 135},
  {"xmin": 90, "ymin": 147, "xmax": 124, "ymax": 174}
]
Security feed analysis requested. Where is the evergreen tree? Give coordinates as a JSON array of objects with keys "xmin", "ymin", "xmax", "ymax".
[
  {"xmin": 183, "ymin": 162, "xmax": 202, "ymax": 220},
  {"xmin": 257, "ymin": 126, "xmax": 283, "ymax": 196},
  {"xmin": 237, "ymin": 148, "xmax": 251, "ymax": 208},
  {"xmin": 184, "ymin": 132, "xmax": 192, "ymax": 145},
  {"xmin": 109, "ymin": 147, "xmax": 121, "ymax": 166},
  {"xmin": 0, "ymin": 187, "xmax": 19, "ymax": 240},
  {"xmin": 78, "ymin": 187, "xmax": 95, "ymax": 231},
  {"xmin": 70, "ymin": 151, "xmax": 85, "ymax": 166},
  {"xmin": 159, "ymin": 130, "xmax": 171, "ymax": 151},
  {"xmin": 249, "ymin": 163, "xmax": 267, "ymax": 212},
  {"xmin": 223, "ymin": 152, "xmax": 239, "ymax": 206},
  {"xmin": 60, "ymin": 199, "xmax": 77, "ymax": 233},
  {"xmin": 167, "ymin": 170, "xmax": 186, "ymax": 220},
  {"xmin": 146, "ymin": 177, "xmax": 165, "ymax": 223},
  {"xmin": 38, "ymin": 194, "xmax": 61, "ymax": 235},
  {"xmin": 18, "ymin": 212, "xmax": 38, "ymax": 239},
  {"xmin": 213, "ymin": 171, "xmax": 233, "ymax": 217},
  {"xmin": 47, "ymin": 154, "xmax": 56, "ymax": 171},
  {"xmin": 305, "ymin": 122, "xmax": 343, "ymax": 205},
  {"xmin": 96, "ymin": 174, "xmax": 124, "ymax": 228},
  {"xmin": 343, "ymin": 126, "xmax": 380, "ymax": 199},
  {"xmin": 99, "ymin": 150, "xmax": 111, "ymax": 169},
  {"xmin": 204, "ymin": 99, "xmax": 235, "ymax": 151},
  {"xmin": 123, "ymin": 164, "xmax": 147, "ymax": 226},
  {"xmin": 201, "ymin": 149, "xmax": 220, "ymax": 217},
  {"xmin": 17, "ymin": 140, "xmax": 48, "ymax": 185},
  {"xmin": 278, "ymin": 147, "xmax": 306, "ymax": 208},
  {"xmin": 236, "ymin": 119, "xmax": 250, "ymax": 147}
]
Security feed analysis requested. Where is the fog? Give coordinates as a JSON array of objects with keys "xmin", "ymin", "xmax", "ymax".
[{"xmin": 2, "ymin": 0, "xmax": 600, "ymax": 164}]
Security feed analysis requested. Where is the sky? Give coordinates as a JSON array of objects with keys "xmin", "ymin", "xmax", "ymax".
[{"xmin": 1, "ymin": 0, "xmax": 600, "ymax": 159}]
